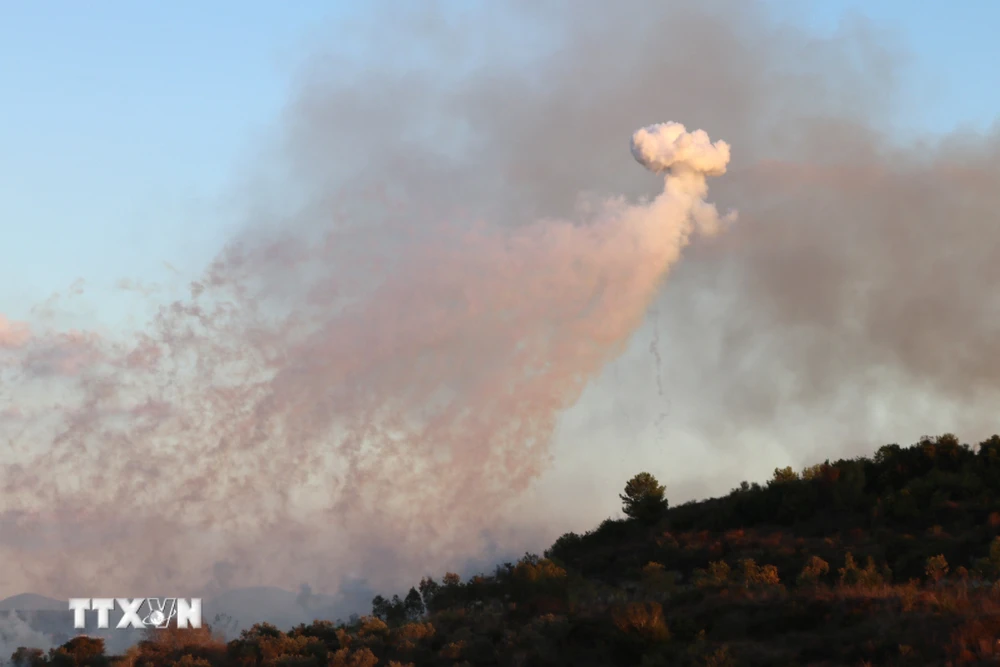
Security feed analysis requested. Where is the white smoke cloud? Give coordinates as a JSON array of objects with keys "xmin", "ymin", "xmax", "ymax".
[
  {"xmin": 0, "ymin": 613, "xmax": 55, "ymax": 665},
  {"xmin": 631, "ymin": 122, "xmax": 731, "ymax": 177},
  {"xmin": 0, "ymin": 122, "xmax": 734, "ymax": 599},
  {"xmin": 632, "ymin": 122, "xmax": 737, "ymax": 238}
]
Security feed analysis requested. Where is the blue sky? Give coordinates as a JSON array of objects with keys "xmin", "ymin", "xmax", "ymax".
[
  {"xmin": 1, "ymin": 1, "xmax": 998, "ymax": 323},
  {"xmin": 0, "ymin": 1, "xmax": 359, "ymax": 319},
  {"xmin": 772, "ymin": 0, "xmax": 1000, "ymax": 134}
]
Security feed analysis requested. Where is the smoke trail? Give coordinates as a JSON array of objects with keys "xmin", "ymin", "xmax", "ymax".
[
  {"xmin": 0, "ymin": 122, "xmax": 732, "ymax": 596},
  {"xmin": 648, "ymin": 310, "xmax": 670, "ymax": 435}
]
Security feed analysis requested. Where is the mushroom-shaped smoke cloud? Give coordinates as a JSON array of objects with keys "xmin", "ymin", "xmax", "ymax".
[
  {"xmin": 631, "ymin": 122, "xmax": 731, "ymax": 177},
  {"xmin": 630, "ymin": 122, "xmax": 737, "ymax": 238}
]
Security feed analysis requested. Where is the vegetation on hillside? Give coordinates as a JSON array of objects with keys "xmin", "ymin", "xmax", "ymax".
[{"xmin": 13, "ymin": 433, "xmax": 1000, "ymax": 666}]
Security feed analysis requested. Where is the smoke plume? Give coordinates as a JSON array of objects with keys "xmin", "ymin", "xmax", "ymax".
[
  {"xmin": 0, "ymin": 613, "xmax": 54, "ymax": 664},
  {"xmin": 0, "ymin": 113, "xmax": 732, "ymax": 597},
  {"xmin": 2, "ymin": 0, "xmax": 999, "ymax": 604}
]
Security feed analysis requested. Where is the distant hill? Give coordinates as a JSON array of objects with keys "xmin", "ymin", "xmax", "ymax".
[
  {"xmin": 204, "ymin": 585, "xmax": 368, "ymax": 635},
  {"xmin": 204, "ymin": 586, "xmax": 313, "ymax": 632},
  {"xmin": 0, "ymin": 594, "xmax": 65, "ymax": 612}
]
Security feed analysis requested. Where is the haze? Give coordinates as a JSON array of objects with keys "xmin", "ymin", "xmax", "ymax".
[{"xmin": 1, "ymin": 0, "xmax": 998, "ymax": 615}]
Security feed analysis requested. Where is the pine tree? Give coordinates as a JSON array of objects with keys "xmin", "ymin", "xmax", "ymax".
[{"xmin": 620, "ymin": 472, "xmax": 669, "ymax": 525}]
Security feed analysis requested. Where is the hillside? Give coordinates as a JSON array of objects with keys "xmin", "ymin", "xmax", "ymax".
[
  {"xmin": 0, "ymin": 596, "xmax": 65, "ymax": 613},
  {"xmin": 12, "ymin": 433, "xmax": 1000, "ymax": 666}
]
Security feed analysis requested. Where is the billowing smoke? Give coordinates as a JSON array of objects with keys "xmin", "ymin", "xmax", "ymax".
[
  {"xmin": 2, "ymin": 0, "xmax": 999, "ymax": 606},
  {"xmin": 0, "ymin": 117, "xmax": 732, "ymax": 598},
  {"xmin": 631, "ymin": 123, "xmax": 731, "ymax": 177},
  {"xmin": 0, "ymin": 613, "xmax": 55, "ymax": 664}
]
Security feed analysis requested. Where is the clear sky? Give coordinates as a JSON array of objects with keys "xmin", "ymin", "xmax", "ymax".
[
  {"xmin": 1, "ymin": 1, "xmax": 359, "ymax": 319},
  {"xmin": 770, "ymin": 0, "xmax": 1000, "ymax": 136},
  {"xmin": 1, "ymin": 0, "xmax": 998, "ymax": 319}
]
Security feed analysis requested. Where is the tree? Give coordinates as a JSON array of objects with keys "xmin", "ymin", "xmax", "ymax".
[
  {"xmin": 926, "ymin": 554, "xmax": 949, "ymax": 584},
  {"xmin": 620, "ymin": 472, "xmax": 668, "ymax": 524},
  {"xmin": 10, "ymin": 648, "xmax": 46, "ymax": 667},
  {"xmin": 770, "ymin": 466, "xmax": 799, "ymax": 485},
  {"xmin": 694, "ymin": 560, "xmax": 731, "ymax": 588},
  {"xmin": 47, "ymin": 637, "xmax": 108, "ymax": 667},
  {"xmin": 738, "ymin": 559, "xmax": 780, "ymax": 588},
  {"xmin": 403, "ymin": 587, "xmax": 425, "ymax": 621},
  {"xmin": 371, "ymin": 595, "xmax": 390, "ymax": 622},
  {"xmin": 796, "ymin": 555, "xmax": 830, "ymax": 587},
  {"xmin": 418, "ymin": 576, "xmax": 440, "ymax": 610}
]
